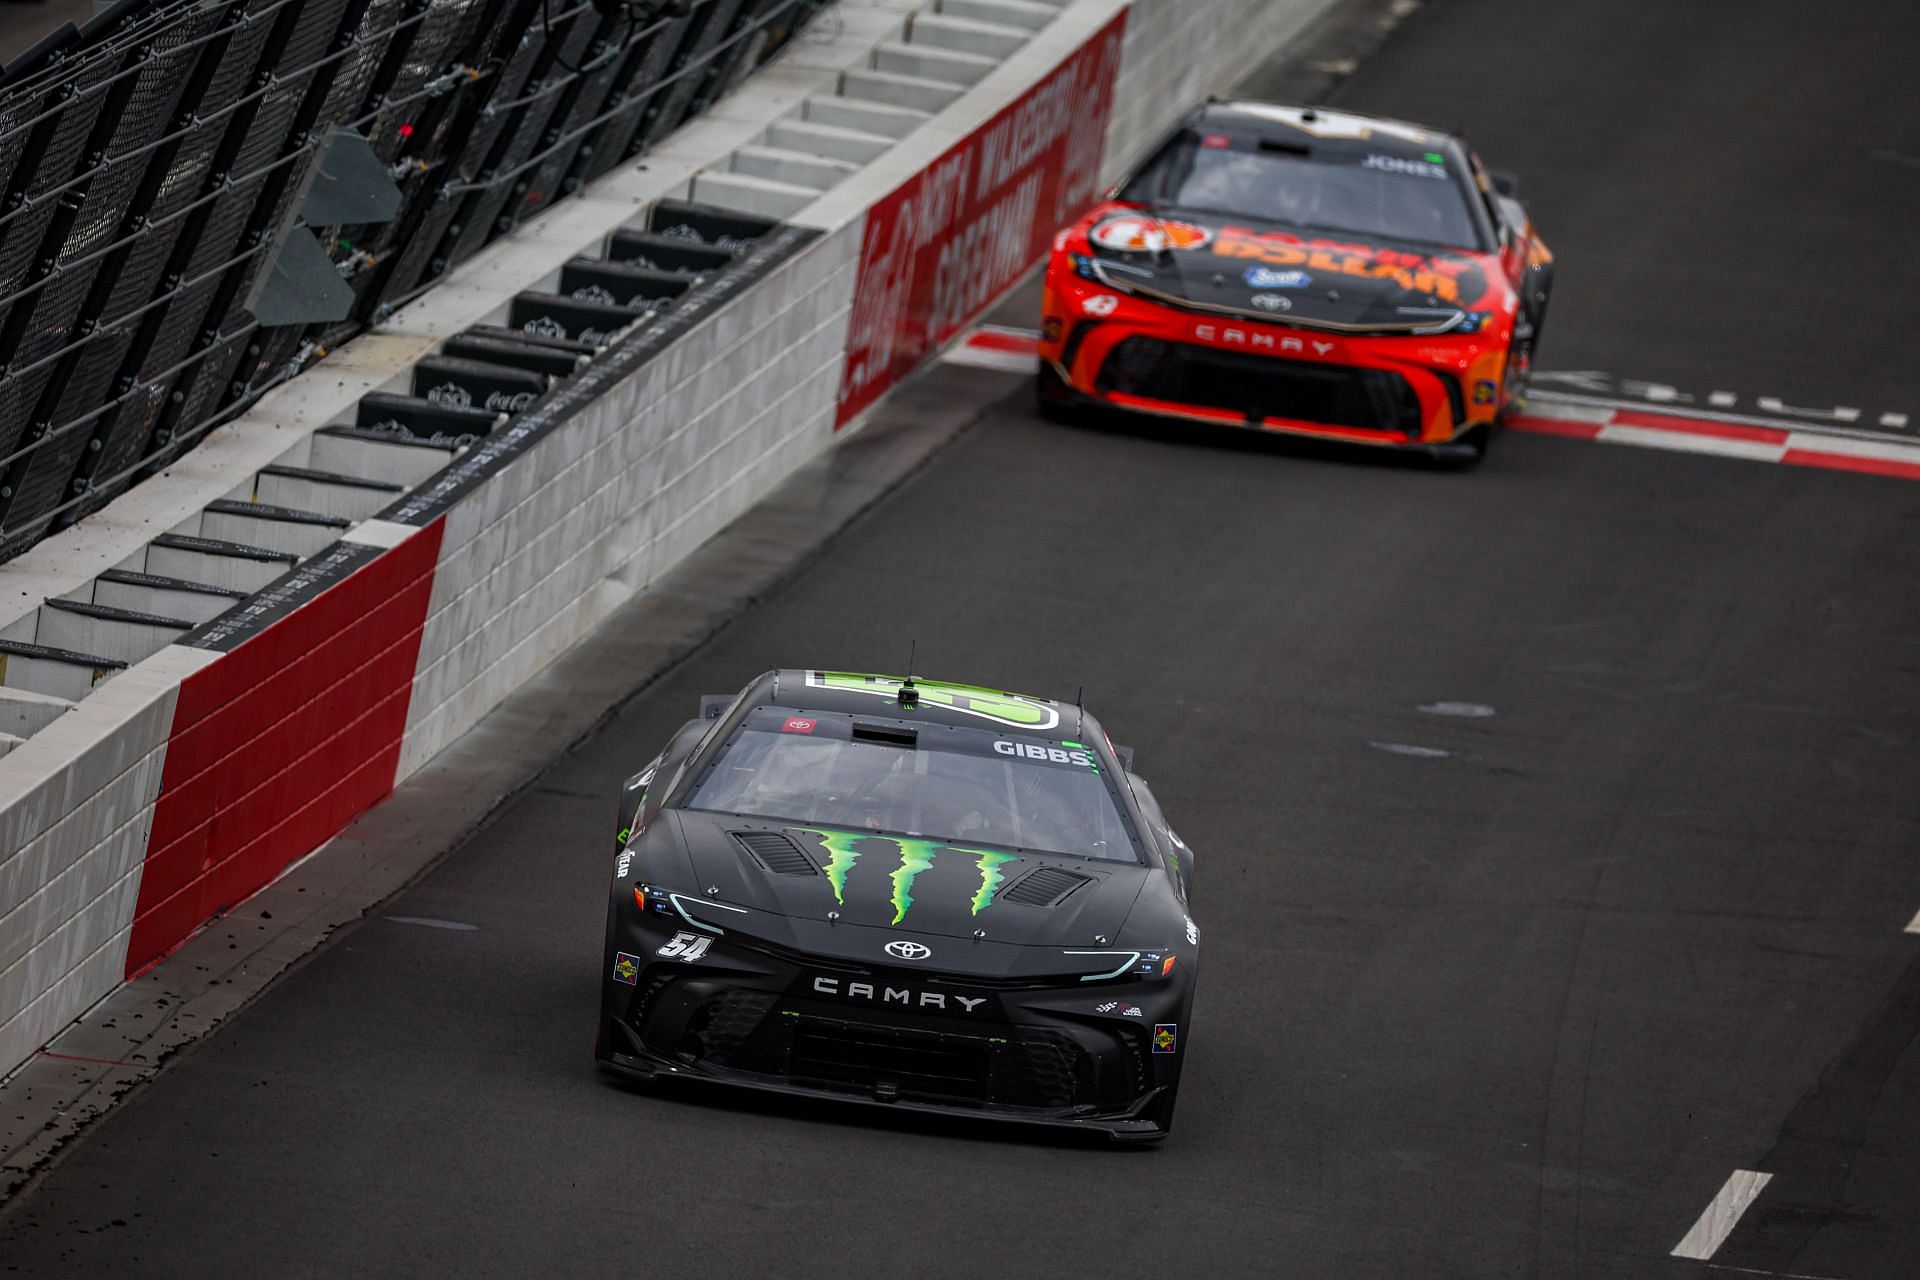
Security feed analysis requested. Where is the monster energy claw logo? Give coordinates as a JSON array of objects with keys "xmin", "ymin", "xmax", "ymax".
[
  {"xmin": 791, "ymin": 829, "xmax": 1018, "ymax": 923},
  {"xmin": 805, "ymin": 671, "xmax": 1060, "ymax": 730}
]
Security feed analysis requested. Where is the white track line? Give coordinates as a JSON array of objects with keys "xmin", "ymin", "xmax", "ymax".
[
  {"xmin": 1673, "ymin": 1170, "xmax": 1773, "ymax": 1260},
  {"xmin": 1596, "ymin": 425, "xmax": 1788, "ymax": 463},
  {"xmin": 1905, "ymin": 910, "xmax": 1920, "ymax": 934},
  {"xmin": 943, "ymin": 344, "xmax": 1035, "ymax": 374}
]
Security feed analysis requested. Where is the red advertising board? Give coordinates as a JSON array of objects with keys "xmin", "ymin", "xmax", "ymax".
[{"xmin": 835, "ymin": 13, "xmax": 1128, "ymax": 427}]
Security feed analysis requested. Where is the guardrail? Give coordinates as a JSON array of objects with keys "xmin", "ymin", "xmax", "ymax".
[{"xmin": 0, "ymin": 0, "xmax": 824, "ymax": 563}]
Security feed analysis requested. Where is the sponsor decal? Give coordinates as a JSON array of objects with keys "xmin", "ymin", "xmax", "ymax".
[
  {"xmin": 1250, "ymin": 294, "xmax": 1289, "ymax": 312},
  {"xmin": 1201, "ymin": 133, "xmax": 1232, "ymax": 149},
  {"xmin": 1089, "ymin": 214, "xmax": 1213, "ymax": 253},
  {"xmin": 837, "ymin": 17, "xmax": 1127, "ymax": 426},
  {"xmin": 783, "ymin": 717, "xmax": 817, "ymax": 734},
  {"xmin": 1153, "ymin": 1023, "xmax": 1178, "ymax": 1053},
  {"xmin": 572, "ymin": 283, "xmax": 619, "ymax": 305},
  {"xmin": 1082, "ymin": 293, "xmax": 1120, "ymax": 317},
  {"xmin": 993, "ymin": 740, "xmax": 1095, "ymax": 767},
  {"xmin": 612, "ymin": 952, "xmax": 641, "ymax": 984},
  {"xmin": 1244, "ymin": 267, "xmax": 1312, "ymax": 289},
  {"xmin": 616, "ymin": 850, "xmax": 635, "ymax": 877},
  {"xmin": 1211, "ymin": 225, "xmax": 1487, "ymax": 305},
  {"xmin": 884, "ymin": 939, "xmax": 932, "ymax": 961},
  {"xmin": 1473, "ymin": 379, "xmax": 1498, "ymax": 405},
  {"xmin": 791, "ymin": 828, "xmax": 1020, "ymax": 922},
  {"xmin": 1184, "ymin": 916, "xmax": 1199, "ymax": 946},
  {"xmin": 812, "ymin": 975, "xmax": 985, "ymax": 1013},
  {"xmin": 806, "ymin": 671, "xmax": 1059, "ymax": 729},
  {"xmin": 657, "ymin": 932, "xmax": 713, "ymax": 963},
  {"xmin": 426, "ymin": 382, "xmax": 473, "ymax": 409},
  {"xmin": 1095, "ymin": 1000, "xmax": 1145, "ymax": 1017},
  {"xmin": 1361, "ymin": 152, "xmax": 1448, "ymax": 180},
  {"xmin": 522, "ymin": 315, "xmax": 569, "ymax": 340},
  {"xmin": 1194, "ymin": 323, "xmax": 1338, "ymax": 357},
  {"xmin": 486, "ymin": 389, "xmax": 536, "ymax": 413},
  {"xmin": 1042, "ymin": 316, "xmax": 1063, "ymax": 342}
]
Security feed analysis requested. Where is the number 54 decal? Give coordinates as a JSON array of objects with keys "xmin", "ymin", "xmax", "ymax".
[{"xmin": 657, "ymin": 932, "xmax": 713, "ymax": 963}]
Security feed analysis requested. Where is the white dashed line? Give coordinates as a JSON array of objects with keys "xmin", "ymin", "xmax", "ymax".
[
  {"xmin": 1367, "ymin": 741, "xmax": 1453, "ymax": 758},
  {"xmin": 1673, "ymin": 1169, "xmax": 1773, "ymax": 1260},
  {"xmin": 1905, "ymin": 910, "xmax": 1920, "ymax": 935}
]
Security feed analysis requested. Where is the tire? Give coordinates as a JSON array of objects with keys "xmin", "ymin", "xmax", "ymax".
[
  {"xmin": 1034, "ymin": 362, "xmax": 1083, "ymax": 424},
  {"xmin": 1439, "ymin": 423, "xmax": 1492, "ymax": 469}
]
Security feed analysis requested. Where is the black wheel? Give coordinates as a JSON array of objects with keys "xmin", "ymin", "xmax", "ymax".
[
  {"xmin": 1439, "ymin": 423, "xmax": 1492, "ymax": 469},
  {"xmin": 1502, "ymin": 264, "xmax": 1553, "ymax": 421},
  {"xmin": 1034, "ymin": 361, "xmax": 1083, "ymax": 424}
]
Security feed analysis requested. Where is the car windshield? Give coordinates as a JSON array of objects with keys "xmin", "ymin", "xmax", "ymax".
[
  {"xmin": 1119, "ymin": 128, "xmax": 1484, "ymax": 250},
  {"xmin": 685, "ymin": 708, "xmax": 1137, "ymax": 862}
]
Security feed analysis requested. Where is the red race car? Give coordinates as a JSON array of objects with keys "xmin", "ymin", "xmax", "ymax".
[{"xmin": 1037, "ymin": 102, "xmax": 1552, "ymax": 461}]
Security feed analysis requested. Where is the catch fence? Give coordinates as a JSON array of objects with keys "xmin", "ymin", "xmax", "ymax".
[{"xmin": 0, "ymin": 0, "xmax": 824, "ymax": 561}]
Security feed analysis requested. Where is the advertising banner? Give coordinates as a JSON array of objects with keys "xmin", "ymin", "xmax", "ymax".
[{"xmin": 836, "ymin": 13, "xmax": 1128, "ymax": 426}]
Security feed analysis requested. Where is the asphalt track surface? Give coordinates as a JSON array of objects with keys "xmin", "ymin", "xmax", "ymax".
[{"xmin": 5, "ymin": 1, "xmax": 1920, "ymax": 1277}]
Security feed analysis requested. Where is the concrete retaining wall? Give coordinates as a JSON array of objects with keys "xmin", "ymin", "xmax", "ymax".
[{"xmin": 0, "ymin": 0, "xmax": 1335, "ymax": 1084}]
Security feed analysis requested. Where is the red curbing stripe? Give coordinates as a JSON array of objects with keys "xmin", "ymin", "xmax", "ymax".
[
  {"xmin": 1609, "ymin": 409, "xmax": 1790, "ymax": 446},
  {"xmin": 1509, "ymin": 415, "xmax": 1607, "ymax": 440},
  {"xmin": 967, "ymin": 329, "xmax": 1039, "ymax": 356},
  {"xmin": 1781, "ymin": 448, "xmax": 1920, "ymax": 482}
]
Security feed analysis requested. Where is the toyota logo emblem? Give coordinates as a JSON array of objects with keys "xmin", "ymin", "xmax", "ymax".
[{"xmin": 884, "ymin": 940, "xmax": 931, "ymax": 961}]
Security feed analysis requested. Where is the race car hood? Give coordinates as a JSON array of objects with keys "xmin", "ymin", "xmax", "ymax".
[
  {"xmin": 1078, "ymin": 203, "xmax": 1499, "ymax": 330},
  {"xmin": 671, "ymin": 811, "xmax": 1150, "ymax": 949}
]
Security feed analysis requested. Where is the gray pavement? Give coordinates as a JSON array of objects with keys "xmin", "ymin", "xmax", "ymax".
[{"xmin": 4, "ymin": 0, "xmax": 1920, "ymax": 1277}]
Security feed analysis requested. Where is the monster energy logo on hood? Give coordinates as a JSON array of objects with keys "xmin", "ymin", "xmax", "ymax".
[
  {"xmin": 805, "ymin": 671, "xmax": 1060, "ymax": 730},
  {"xmin": 791, "ymin": 828, "xmax": 1018, "ymax": 924}
]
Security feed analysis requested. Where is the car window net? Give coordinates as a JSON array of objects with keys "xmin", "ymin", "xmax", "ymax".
[
  {"xmin": 1120, "ymin": 131, "xmax": 1482, "ymax": 250},
  {"xmin": 686, "ymin": 710, "xmax": 1135, "ymax": 862}
]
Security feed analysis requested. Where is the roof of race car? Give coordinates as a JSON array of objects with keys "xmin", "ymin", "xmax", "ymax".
[
  {"xmin": 1193, "ymin": 101, "xmax": 1461, "ymax": 159},
  {"xmin": 763, "ymin": 670, "xmax": 1083, "ymax": 737}
]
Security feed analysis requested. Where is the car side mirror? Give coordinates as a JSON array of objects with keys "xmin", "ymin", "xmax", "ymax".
[
  {"xmin": 699, "ymin": 694, "xmax": 731, "ymax": 719},
  {"xmin": 1488, "ymin": 169, "xmax": 1520, "ymax": 198}
]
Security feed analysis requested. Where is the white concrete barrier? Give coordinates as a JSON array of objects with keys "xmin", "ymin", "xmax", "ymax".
[{"xmin": 0, "ymin": 0, "xmax": 1337, "ymax": 1088}]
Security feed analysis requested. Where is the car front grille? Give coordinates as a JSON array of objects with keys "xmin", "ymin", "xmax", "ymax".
[
  {"xmin": 788, "ymin": 1016, "xmax": 1086, "ymax": 1110},
  {"xmin": 1096, "ymin": 337, "xmax": 1423, "ymax": 434},
  {"xmin": 641, "ymin": 983, "xmax": 1144, "ymax": 1112}
]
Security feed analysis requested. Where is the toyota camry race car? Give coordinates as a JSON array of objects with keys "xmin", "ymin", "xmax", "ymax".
[
  {"xmin": 1037, "ymin": 101, "xmax": 1553, "ymax": 460},
  {"xmin": 598, "ymin": 670, "xmax": 1200, "ymax": 1141}
]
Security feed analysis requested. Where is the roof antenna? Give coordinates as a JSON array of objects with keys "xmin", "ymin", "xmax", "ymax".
[{"xmin": 899, "ymin": 641, "xmax": 920, "ymax": 708}]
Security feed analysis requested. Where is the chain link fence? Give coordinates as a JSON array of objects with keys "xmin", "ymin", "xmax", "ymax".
[{"xmin": 0, "ymin": 0, "xmax": 826, "ymax": 561}]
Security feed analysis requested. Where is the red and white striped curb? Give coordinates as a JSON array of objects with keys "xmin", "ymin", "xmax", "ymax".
[{"xmin": 945, "ymin": 327, "xmax": 1920, "ymax": 482}]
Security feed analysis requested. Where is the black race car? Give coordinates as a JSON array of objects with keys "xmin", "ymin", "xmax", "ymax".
[{"xmin": 597, "ymin": 669, "xmax": 1200, "ymax": 1141}]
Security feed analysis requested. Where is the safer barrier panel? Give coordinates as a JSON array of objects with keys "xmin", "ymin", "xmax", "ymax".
[{"xmin": 835, "ymin": 11, "xmax": 1127, "ymax": 427}]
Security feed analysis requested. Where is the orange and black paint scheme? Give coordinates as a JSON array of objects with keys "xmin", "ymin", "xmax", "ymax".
[{"xmin": 1036, "ymin": 103, "xmax": 1553, "ymax": 461}]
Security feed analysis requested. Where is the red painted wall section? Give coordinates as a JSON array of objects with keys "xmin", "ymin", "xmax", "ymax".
[{"xmin": 126, "ymin": 520, "xmax": 446, "ymax": 976}]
